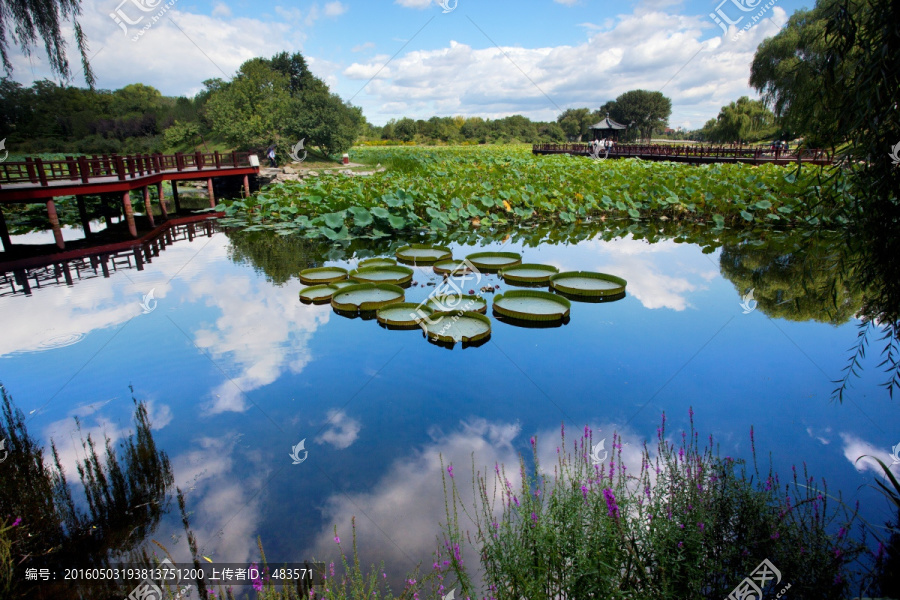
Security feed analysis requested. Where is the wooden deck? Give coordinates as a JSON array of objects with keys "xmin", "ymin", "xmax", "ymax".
[
  {"xmin": 532, "ymin": 143, "xmax": 834, "ymax": 166},
  {"xmin": 0, "ymin": 151, "xmax": 258, "ymax": 251}
]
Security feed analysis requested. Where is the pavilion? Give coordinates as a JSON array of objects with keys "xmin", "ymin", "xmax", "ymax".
[{"xmin": 589, "ymin": 114, "xmax": 628, "ymax": 142}]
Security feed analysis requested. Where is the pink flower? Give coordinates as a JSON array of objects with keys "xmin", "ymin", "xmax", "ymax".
[
  {"xmin": 447, "ymin": 465, "xmax": 454, "ymax": 478},
  {"xmin": 334, "ymin": 535, "xmax": 341, "ymax": 544},
  {"xmin": 11, "ymin": 517, "xmax": 22, "ymax": 527}
]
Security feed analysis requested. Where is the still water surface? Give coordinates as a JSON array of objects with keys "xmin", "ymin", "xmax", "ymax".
[{"xmin": 0, "ymin": 222, "xmax": 895, "ymax": 595}]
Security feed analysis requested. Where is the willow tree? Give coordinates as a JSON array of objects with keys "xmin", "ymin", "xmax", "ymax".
[{"xmin": 0, "ymin": 0, "xmax": 94, "ymax": 87}]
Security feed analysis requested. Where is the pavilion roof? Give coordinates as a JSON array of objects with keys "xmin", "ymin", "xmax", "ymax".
[{"xmin": 590, "ymin": 116, "xmax": 627, "ymax": 130}]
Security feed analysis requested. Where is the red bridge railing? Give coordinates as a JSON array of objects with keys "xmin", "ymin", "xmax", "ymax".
[{"xmin": 0, "ymin": 151, "xmax": 256, "ymax": 188}]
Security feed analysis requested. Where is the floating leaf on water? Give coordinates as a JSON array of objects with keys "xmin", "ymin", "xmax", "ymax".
[
  {"xmin": 299, "ymin": 266, "xmax": 349, "ymax": 285},
  {"xmin": 359, "ymin": 257, "xmax": 398, "ymax": 268},
  {"xmin": 499, "ymin": 263, "xmax": 559, "ymax": 285},
  {"xmin": 349, "ymin": 265, "xmax": 414, "ymax": 285},
  {"xmin": 324, "ymin": 212, "xmax": 346, "ymax": 229},
  {"xmin": 331, "ymin": 283, "xmax": 405, "ymax": 313},
  {"xmin": 299, "ymin": 284, "xmax": 339, "ymax": 304},
  {"xmin": 425, "ymin": 294, "xmax": 488, "ymax": 314},
  {"xmin": 420, "ymin": 310, "xmax": 492, "ymax": 345},
  {"xmin": 465, "ymin": 251, "xmax": 523, "ymax": 272},
  {"xmin": 432, "ymin": 259, "xmax": 476, "ymax": 276},
  {"xmin": 492, "ymin": 290, "xmax": 571, "ymax": 322},
  {"xmin": 549, "ymin": 271, "xmax": 627, "ymax": 297},
  {"xmin": 396, "ymin": 244, "xmax": 453, "ymax": 264},
  {"xmin": 376, "ymin": 303, "xmax": 432, "ymax": 329}
]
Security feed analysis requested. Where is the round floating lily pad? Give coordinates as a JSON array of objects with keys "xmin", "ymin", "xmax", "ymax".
[
  {"xmin": 331, "ymin": 283, "xmax": 405, "ymax": 313},
  {"xmin": 349, "ymin": 265, "xmax": 414, "ymax": 285},
  {"xmin": 549, "ymin": 271, "xmax": 627, "ymax": 297},
  {"xmin": 493, "ymin": 290, "xmax": 571, "ymax": 321},
  {"xmin": 500, "ymin": 263, "xmax": 559, "ymax": 285},
  {"xmin": 396, "ymin": 244, "xmax": 452, "ymax": 264},
  {"xmin": 432, "ymin": 259, "xmax": 476, "ymax": 275},
  {"xmin": 299, "ymin": 284, "xmax": 339, "ymax": 304},
  {"xmin": 425, "ymin": 294, "xmax": 487, "ymax": 314},
  {"xmin": 465, "ymin": 251, "xmax": 522, "ymax": 271},
  {"xmin": 359, "ymin": 257, "xmax": 397, "ymax": 268},
  {"xmin": 299, "ymin": 266, "xmax": 349, "ymax": 285},
  {"xmin": 376, "ymin": 303, "xmax": 432, "ymax": 328},
  {"xmin": 420, "ymin": 310, "xmax": 491, "ymax": 344}
]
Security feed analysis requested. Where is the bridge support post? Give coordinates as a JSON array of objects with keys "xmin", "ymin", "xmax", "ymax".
[
  {"xmin": 171, "ymin": 180, "xmax": 182, "ymax": 213},
  {"xmin": 243, "ymin": 174, "xmax": 251, "ymax": 197},
  {"xmin": 122, "ymin": 191, "xmax": 138, "ymax": 238},
  {"xmin": 0, "ymin": 206, "xmax": 12, "ymax": 253},
  {"xmin": 157, "ymin": 182, "xmax": 168, "ymax": 219},
  {"xmin": 47, "ymin": 199, "xmax": 65, "ymax": 249},
  {"xmin": 76, "ymin": 196, "xmax": 92, "ymax": 237},
  {"xmin": 142, "ymin": 186, "xmax": 155, "ymax": 227},
  {"xmin": 207, "ymin": 178, "xmax": 215, "ymax": 208}
]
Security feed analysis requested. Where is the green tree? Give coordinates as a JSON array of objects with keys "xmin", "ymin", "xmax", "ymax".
[
  {"xmin": 703, "ymin": 97, "xmax": 777, "ymax": 143},
  {"xmin": 556, "ymin": 108, "xmax": 597, "ymax": 141},
  {"xmin": 0, "ymin": 0, "xmax": 94, "ymax": 86},
  {"xmin": 606, "ymin": 90, "xmax": 672, "ymax": 142}
]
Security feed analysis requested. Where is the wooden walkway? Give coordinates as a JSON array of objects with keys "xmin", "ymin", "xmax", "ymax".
[
  {"xmin": 0, "ymin": 151, "xmax": 259, "ymax": 251},
  {"xmin": 532, "ymin": 143, "xmax": 834, "ymax": 166}
]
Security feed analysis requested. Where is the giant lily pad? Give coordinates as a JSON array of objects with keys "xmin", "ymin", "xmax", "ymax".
[
  {"xmin": 425, "ymin": 294, "xmax": 488, "ymax": 314},
  {"xmin": 377, "ymin": 303, "xmax": 432, "ymax": 329},
  {"xmin": 299, "ymin": 266, "xmax": 349, "ymax": 285},
  {"xmin": 420, "ymin": 310, "xmax": 491, "ymax": 344},
  {"xmin": 465, "ymin": 251, "xmax": 522, "ymax": 272},
  {"xmin": 549, "ymin": 272, "xmax": 627, "ymax": 297},
  {"xmin": 493, "ymin": 290, "xmax": 571, "ymax": 322},
  {"xmin": 359, "ymin": 257, "xmax": 397, "ymax": 268},
  {"xmin": 432, "ymin": 259, "xmax": 477, "ymax": 276},
  {"xmin": 331, "ymin": 283, "xmax": 405, "ymax": 313},
  {"xmin": 396, "ymin": 244, "xmax": 452, "ymax": 264},
  {"xmin": 349, "ymin": 265, "xmax": 414, "ymax": 285},
  {"xmin": 299, "ymin": 284, "xmax": 339, "ymax": 305},
  {"xmin": 499, "ymin": 263, "xmax": 559, "ymax": 285}
]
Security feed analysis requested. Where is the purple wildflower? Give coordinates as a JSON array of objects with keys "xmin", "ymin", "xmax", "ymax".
[
  {"xmin": 602, "ymin": 488, "xmax": 619, "ymax": 517},
  {"xmin": 447, "ymin": 465, "xmax": 454, "ymax": 478},
  {"xmin": 11, "ymin": 517, "xmax": 22, "ymax": 527},
  {"xmin": 334, "ymin": 535, "xmax": 341, "ymax": 544}
]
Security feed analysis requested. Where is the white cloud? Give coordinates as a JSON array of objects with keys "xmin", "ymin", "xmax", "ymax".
[
  {"xmin": 211, "ymin": 2, "xmax": 231, "ymax": 17},
  {"xmin": 316, "ymin": 410, "xmax": 361, "ymax": 449},
  {"xmin": 352, "ymin": 41, "xmax": 376, "ymax": 53},
  {"xmin": 324, "ymin": 1, "xmax": 348, "ymax": 17},
  {"xmin": 840, "ymin": 433, "xmax": 899, "ymax": 476},
  {"xmin": 395, "ymin": 0, "xmax": 434, "ymax": 8}
]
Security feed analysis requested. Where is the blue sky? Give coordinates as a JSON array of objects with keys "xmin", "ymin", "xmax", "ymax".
[{"xmin": 8, "ymin": 0, "xmax": 814, "ymax": 128}]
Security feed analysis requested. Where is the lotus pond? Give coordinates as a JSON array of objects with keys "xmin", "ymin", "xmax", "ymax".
[{"xmin": 1, "ymin": 211, "xmax": 897, "ymax": 597}]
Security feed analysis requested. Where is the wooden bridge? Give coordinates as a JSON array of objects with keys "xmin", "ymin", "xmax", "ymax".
[
  {"xmin": 0, "ymin": 151, "xmax": 259, "ymax": 252},
  {"xmin": 532, "ymin": 143, "xmax": 834, "ymax": 166}
]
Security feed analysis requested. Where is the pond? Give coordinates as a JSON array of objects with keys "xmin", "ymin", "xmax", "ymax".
[{"xmin": 0, "ymin": 219, "xmax": 895, "ymax": 598}]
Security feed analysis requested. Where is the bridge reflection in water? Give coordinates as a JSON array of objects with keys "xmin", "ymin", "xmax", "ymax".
[{"xmin": 0, "ymin": 215, "xmax": 219, "ymax": 297}]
